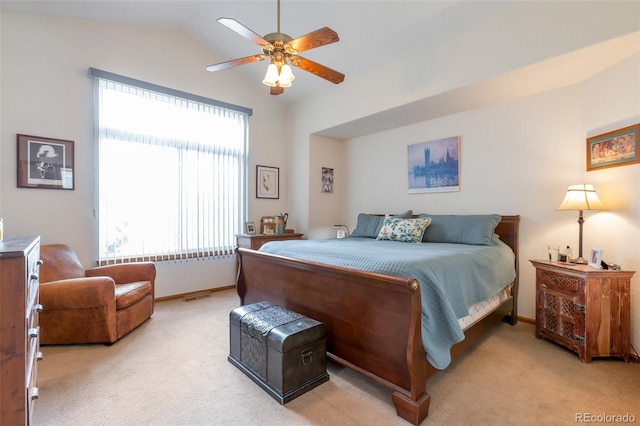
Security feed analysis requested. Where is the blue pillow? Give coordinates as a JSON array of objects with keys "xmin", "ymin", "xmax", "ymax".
[
  {"xmin": 417, "ymin": 214, "xmax": 500, "ymax": 245},
  {"xmin": 351, "ymin": 210, "xmax": 413, "ymax": 238}
]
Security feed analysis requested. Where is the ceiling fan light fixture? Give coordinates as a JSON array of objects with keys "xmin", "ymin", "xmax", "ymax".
[
  {"xmin": 208, "ymin": 0, "xmax": 343, "ymax": 95},
  {"xmin": 279, "ymin": 64, "xmax": 295, "ymax": 83},
  {"xmin": 262, "ymin": 63, "xmax": 279, "ymax": 87}
]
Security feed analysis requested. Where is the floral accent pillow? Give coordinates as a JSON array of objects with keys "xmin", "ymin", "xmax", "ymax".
[{"xmin": 376, "ymin": 217, "xmax": 432, "ymax": 243}]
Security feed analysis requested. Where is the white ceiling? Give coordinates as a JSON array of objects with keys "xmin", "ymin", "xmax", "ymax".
[{"xmin": 0, "ymin": 0, "xmax": 507, "ymax": 104}]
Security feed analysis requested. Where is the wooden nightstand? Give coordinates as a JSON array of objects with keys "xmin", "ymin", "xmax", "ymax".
[
  {"xmin": 530, "ymin": 260, "xmax": 635, "ymax": 363},
  {"xmin": 236, "ymin": 233, "xmax": 304, "ymax": 251}
]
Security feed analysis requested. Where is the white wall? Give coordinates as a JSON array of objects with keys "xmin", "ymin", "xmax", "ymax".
[
  {"xmin": 308, "ymin": 135, "xmax": 348, "ymax": 239},
  {"xmin": 0, "ymin": 13, "xmax": 289, "ymax": 297},
  {"xmin": 282, "ymin": 1, "xmax": 640, "ymax": 352},
  {"xmin": 312, "ymin": 54, "xmax": 640, "ymax": 352}
]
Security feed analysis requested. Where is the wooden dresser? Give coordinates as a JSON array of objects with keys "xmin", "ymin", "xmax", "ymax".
[
  {"xmin": 1, "ymin": 236, "xmax": 42, "ymax": 425},
  {"xmin": 530, "ymin": 259, "xmax": 635, "ymax": 363},
  {"xmin": 236, "ymin": 233, "xmax": 304, "ymax": 251}
]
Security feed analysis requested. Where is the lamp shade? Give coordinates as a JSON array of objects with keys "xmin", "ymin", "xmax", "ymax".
[
  {"xmin": 262, "ymin": 64, "xmax": 279, "ymax": 87},
  {"xmin": 279, "ymin": 64, "xmax": 295, "ymax": 83},
  {"xmin": 556, "ymin": 184, "xmax": 604, "ymax": 211}
]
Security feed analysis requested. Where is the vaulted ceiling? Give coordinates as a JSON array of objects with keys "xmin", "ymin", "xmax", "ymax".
[
  {"xmin": 2, "ymin": 1, "xmax": 638, "ymax": 138},
  {"xmin": 0, "ymin": 1, "xmax": 509, "ymax": 104}
]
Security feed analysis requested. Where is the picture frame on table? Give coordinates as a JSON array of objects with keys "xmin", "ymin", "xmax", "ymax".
[
  {"xmin": 17, "ymin": 134, "xmax": 75, "ymax": 189},
  {"xmin": 256, "ymin": 165, "xmax": 279, "ymax": 199},
  {"xmin": 245, "ymin": 222, "xmax": 256, "ymax": 235},
  {"xmin": 260, "ymin": 216, "xmax": 276, "ymax": 234},
  {"xmin": 587, "ymin": 124, "xmax": 639, "ymax": 171},
  {"xmin": 588, "ymin": 248, "xmax": 603, "ymax": 269}
]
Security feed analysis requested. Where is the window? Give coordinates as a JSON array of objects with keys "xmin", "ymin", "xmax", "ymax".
[{"xmin": 91, "ymin": 69, "xmax": 251, "ymax": 264}]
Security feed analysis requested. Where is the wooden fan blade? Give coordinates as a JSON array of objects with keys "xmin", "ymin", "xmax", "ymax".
[
  {"xmin": 270, "ymin": 86, "xmax": 284, "ymax": 95},
  {"xmin": 290, "ymin": 56, "xmax": 345, "ymax": 84},
  {"xmin": 218, "ymin": 17, "xmax": 272, "ymax": 49},
  {"xmin": 206, "ymin": 54, "xmax": 268, "ymax": 72},
  {"xmin": 287, "ymin": 27, "xmax": 339, "ymax": 53}
]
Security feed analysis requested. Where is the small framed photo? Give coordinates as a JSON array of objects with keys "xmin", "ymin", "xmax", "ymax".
[
  {"xmin": 588, "ymin": 248, "xmax": 603, "ymax": 269},
  {"xmin": 260, "ymin": 216, "xmax": 275, "ymax": 234},
  {"xmin": 244, "ymin": 222, "xmax": 256, "ymax": 235},
  {"xmin": 587, "ymin": 124, "xmax": 639, "ymax": 171},
  {"xmin": 17, "ymin": 134, "xmax": 75, "ymax": 189},
  {"xmin": 256, "ymin": 165, "xmax": 279, "ymax": 199},
  {"xmin": 263, "ymin": 222, "xmax": 276, "ymax": 235}
]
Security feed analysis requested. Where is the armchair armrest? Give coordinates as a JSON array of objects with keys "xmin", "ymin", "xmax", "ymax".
[
  {"xmin": 40, "ymin": 277, "xmax": 116, "ymax": 310},
  {"xmin": 85, "ymin": 262, "xmax": 156, "ymax": 285}
]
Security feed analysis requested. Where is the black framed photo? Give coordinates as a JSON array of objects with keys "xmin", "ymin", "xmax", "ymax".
[
  {"xmin": 17, "ymin": 134, "xmax": 75, "ymax": 189},
  {"xmin": 256, "ymin": 165, "xmax": 279, "ymax": 199}
]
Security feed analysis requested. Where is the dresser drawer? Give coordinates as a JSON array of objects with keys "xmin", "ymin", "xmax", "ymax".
[
  {"xmin": 539, "ymin": 270, "xmax": 583, "ymax": 293},
  {"xmin": 25, "ymin": 252, "xmax": 42, "ymax": 319},
  {"xmin": 26, "ymin": 325, "xmax": 42, "ymax": 425}
]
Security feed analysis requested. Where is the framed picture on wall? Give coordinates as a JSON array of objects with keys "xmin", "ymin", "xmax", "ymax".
[
  {"xmin": 321, "ymin": 167, "xmax": 334, "ymax": 193},
  {"xmin": 17, "ymin": 134, "xmax": 75, "ymax": 190},
  {"xmin": 587, "ymin": 124, "xmax": 639, "ymax": 171},
  {"xmin": 407, "ymin": 136, "xmax": 460, "ymax": 193},
  {"xmin": 256, "ymin": 165, "xmax": 279, "ymax": 199}
]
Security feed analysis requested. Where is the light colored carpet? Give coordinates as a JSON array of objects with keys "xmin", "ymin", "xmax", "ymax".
[{"xmin": 33, "ymin": 289, "xmax": 639, "ymax": 425}]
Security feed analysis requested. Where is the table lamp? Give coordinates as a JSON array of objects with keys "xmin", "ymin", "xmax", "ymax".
[
  {"xmin": 556, "ymin": 184, "xmax": 604, "ymax": 264},
  {"xmin": 333, "ymin": 224, "xmax": 350, "ymax": 238}
]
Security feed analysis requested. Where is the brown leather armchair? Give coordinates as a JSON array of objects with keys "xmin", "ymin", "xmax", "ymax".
[{"xmin": 39, "ymin": 244, "xmax": 156, "ymax": 345}]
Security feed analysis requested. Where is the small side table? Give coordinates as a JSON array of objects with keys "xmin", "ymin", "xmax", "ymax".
[
  {"xmin": 236, "ymin": 233, "xmax": 304, "ymax": 251},
  {"xmin": 530, "ymin": 259, "xmax": 635, "ymax": 363}
]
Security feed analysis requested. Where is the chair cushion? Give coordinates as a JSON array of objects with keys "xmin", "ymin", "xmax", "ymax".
[{"xmin": 115, "ymin": 281, "xmax": 152, "ymax": 310}]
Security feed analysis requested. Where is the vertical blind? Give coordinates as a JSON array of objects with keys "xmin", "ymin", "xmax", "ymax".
[{"xmin": 92, "ymin": 70, "xmax": 250, "ymax": 264}]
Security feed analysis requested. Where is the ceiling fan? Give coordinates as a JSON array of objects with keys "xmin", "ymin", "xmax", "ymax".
[{"xmin": 205, "ymin": 0, "xmax": 345, "ymax": 95}]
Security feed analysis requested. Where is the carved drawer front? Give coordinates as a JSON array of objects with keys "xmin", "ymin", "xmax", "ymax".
[{"xmin": 540, "ymin": 270, "xmax": 582, "ymax": 293}]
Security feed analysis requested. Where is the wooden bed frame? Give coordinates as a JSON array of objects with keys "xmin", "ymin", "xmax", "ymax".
[{"xmin": 236, "ymin": 215, "xmax": 520, "ymax": 424}]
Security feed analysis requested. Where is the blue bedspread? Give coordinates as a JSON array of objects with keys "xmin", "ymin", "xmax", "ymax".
[{"xmin": 259, "ymin": 236, "xmax": 515, "ymax": 369}]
